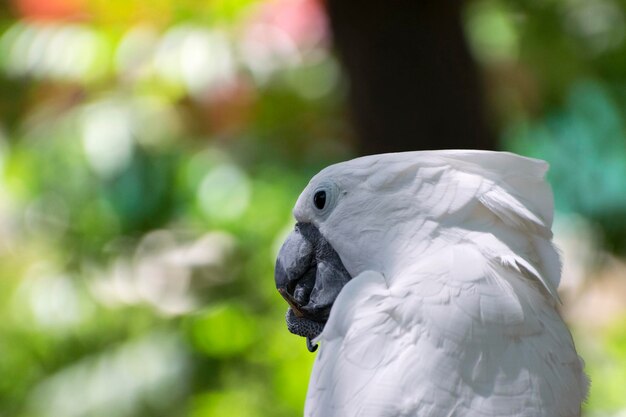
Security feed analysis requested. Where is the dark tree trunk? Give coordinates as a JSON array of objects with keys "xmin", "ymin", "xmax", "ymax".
[{"xmin": 325, "ymin": 0, "xmax": 496, "ymax": 154}]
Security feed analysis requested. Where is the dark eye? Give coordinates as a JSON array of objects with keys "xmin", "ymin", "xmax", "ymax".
[{"xmin": 313, "ymin": 190, "xmax": 326, "ymax": 210}]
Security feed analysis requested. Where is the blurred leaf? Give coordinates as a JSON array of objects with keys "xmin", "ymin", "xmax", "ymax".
[
  {"xmin": 191, "ymin": 390, "xmax": 261, "ymax": 417},
  {"xmin": 188, "ymin": 304, "xmax": 256, "ymax": 357}
]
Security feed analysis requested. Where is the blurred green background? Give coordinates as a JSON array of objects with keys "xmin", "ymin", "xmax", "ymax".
[{"xmin": 0, "ymin": 1, "xmax": 625, "ymax": 416}]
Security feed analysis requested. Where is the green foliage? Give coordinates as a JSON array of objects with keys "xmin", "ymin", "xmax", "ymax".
[
  {"xmin": 577, "ymin": 319, "xmax": 626, "ymax": 416},
  {"xmin": 187, "ymin": 304, "xmax": 256, "ymax": 357},
  {"xmin": 0, "ymin": 2, "xmax": 338, "ymax": 416}
]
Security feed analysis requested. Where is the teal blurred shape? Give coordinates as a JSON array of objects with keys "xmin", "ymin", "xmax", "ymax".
[
  {"xmin": 102, "ymin": 147, "xmax": 175, "ymax": 234},
  {"xmin": 506, "ymin": 80, "xmax": 626, "ymax": 252}
]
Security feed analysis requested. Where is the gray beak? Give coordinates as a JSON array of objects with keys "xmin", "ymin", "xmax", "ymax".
[{"xmin": 275, "ymin": 222, "xmax": 352, "ymax": 351}]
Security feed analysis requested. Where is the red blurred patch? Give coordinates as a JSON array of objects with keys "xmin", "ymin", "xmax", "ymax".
[
  {"xmin": 13, "ymin": 0, "xmax": 85, "ymax": 20},
  {"xmin": 251, "ymin": 0, "xmax": 328, "ymax": 48}
]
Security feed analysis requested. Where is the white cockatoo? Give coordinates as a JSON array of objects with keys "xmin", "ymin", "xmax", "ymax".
[{"xmin": 274, "ymin": 150, "xmax": 588, "ymax": 417}]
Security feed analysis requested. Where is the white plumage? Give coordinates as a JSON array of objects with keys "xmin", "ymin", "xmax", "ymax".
[{"xmin": 291, "ymin": 150, "xmax": 588, "ymax": 417}]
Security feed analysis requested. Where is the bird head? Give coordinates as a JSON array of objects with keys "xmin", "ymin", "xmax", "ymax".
[{"xmin": 275, "ymin": 150, "xmax": 554, "ymax": 351}]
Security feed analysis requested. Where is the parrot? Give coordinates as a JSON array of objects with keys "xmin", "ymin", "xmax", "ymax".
[{"xmin": 274, "ymin": 150, "xmax": 588, "ymax": 417}]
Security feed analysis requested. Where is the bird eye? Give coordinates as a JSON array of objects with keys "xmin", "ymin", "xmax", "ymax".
[{"xmin": 313, "ymin": 190, "xmax": 326, "ymax": 210}]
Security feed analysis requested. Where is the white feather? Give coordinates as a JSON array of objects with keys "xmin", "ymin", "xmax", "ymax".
[{"xmin": 292, "ymin": 150, "xmax": 587, "ymax": 417}]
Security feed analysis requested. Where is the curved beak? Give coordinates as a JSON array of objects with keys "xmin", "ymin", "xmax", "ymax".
[
  {"xmin": 274, "ymin": 223, "xmax": 352, "ymax": 346},
  {"xmin": 274, "ymin": 225, "xmax": 315, "ymax": 316}
]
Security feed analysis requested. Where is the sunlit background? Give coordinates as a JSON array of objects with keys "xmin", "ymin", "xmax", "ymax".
[{"xmin": 0, "ymin": 1, "xmax": 625, "ymax": 416}]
